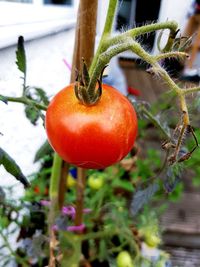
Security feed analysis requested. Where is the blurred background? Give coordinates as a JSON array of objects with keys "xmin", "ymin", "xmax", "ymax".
[
  {"xmin": 0, "ymin": 0, "xmax": 192, "ymax": 190},
  {"xmin": 1, "ymin": 0, "xmax": 200, "ymax": 266}
]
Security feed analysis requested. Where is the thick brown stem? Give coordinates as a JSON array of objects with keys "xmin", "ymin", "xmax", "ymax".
[
  {"xmin": 71, "ymin": 0, "xmax": 98, "ymax": 81},
  {"xmin": 72, "ymin": 0, "xmax": 98, "ymax": 228},
  {"xmin": 58, "ymin": 162, "xmax": 69, "ymax": 210},
  {"xmin": 75, "ymin": 168, "xmax": 87, "ymax": 226}
]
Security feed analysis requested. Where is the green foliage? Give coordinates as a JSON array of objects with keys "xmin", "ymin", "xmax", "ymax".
[
  {"xmin": 34, "ymin": 140, "xmax": 53, "ymax": 163},
  {"xmin": 131, "ymin": 182, "xmax": 159, "ymax": 215},
  {"xmin": 24, "ymin": 87, "xmax": 49, "ymax": 125},
  {"xmin": 16, "ymin": 36, "xmax": 26, "ymax": 75},
  {"xmin": 0, "ymin": 95, "xmax": 8, "ymax": 104},
  {"xmin": 0, "ymin": 147, "xmax": 29, "ymax": 188},
  {"xmin": 16, "ymin": 36, "xmax": 27, "ymax": 92},
  {"xmin": 25, "ymin": 105, "xmax": 41, "ymax": 125}
]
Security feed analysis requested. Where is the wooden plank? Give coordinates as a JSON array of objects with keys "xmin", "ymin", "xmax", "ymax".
[
  {"xmin": 161, "ymin": 193, "xmax": 200, "ymax": 234},
  {"xmin": 165, "ymin": 246, "xmax": 200, "ymax": 267},
  {"xmin": 119, "ymin": 59, "xmax": 168, "ymax": 102}
]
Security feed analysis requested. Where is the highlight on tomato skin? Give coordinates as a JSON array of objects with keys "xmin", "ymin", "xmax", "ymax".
[{"xmin": 45, "ymin": 83, "xmax": 138, "ymax": 169}]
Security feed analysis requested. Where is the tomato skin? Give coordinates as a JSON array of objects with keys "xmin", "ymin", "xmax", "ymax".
[{"xmin": 45, "ymin": 84, "xmax": 137, "ymax": 169}]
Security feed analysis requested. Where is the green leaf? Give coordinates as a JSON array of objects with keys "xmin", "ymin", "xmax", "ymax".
[
  {"xmin": 0, "ymin": 95, "xmax": 8, "ymax": 104},
  {"xmin": 0, "ymin": 147, "xmax": 30, "ymax": 188},
  {"xmin": 34, "ymin": 140, "xmax": 53, "ymax": 163},
  {"xmin": 99, "ymin": 239, "xmax": 108, "ymax": 261},
  {"xmin": 34, "ymin": 88, "xmax": 49, "ymax": 105},
  {"xmin": 25, "ymin": 105, "xmax": 40, "ymax": 125},
  {"xmin": 16, "ymin": 36, "xmax": 26, "ymax": 75},
  {"xmin": 164, "ymin": 164, "xmax": 182, "ymax": 193},
  {"xmin": 130, "ymin": 182, "xmax": 159, "ymax": 215},
  {"xmin": 0, "ymin": 187, "xmax": 5, "ymax": 203},
  {"xmin": 112, "ymin": 179, "xmax": 134, "ymax": 192}
]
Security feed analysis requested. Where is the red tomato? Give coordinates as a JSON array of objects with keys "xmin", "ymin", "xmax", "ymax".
[{"xmin": 45, "ymin": 84, "xmax": 137, "ymax": 169}]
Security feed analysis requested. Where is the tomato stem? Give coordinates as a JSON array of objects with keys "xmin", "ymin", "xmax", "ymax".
[
  {"xmin": 88, "ymin": 20, "xmax": 179, "ymax": 102},
  {"xmin": 89, "ymin": 0, "xmax": 118, "ymax": 76}
]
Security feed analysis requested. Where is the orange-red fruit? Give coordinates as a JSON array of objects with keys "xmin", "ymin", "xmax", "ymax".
[{"xmin": 45, "ymin": 84, "xmax": 137, "ymax": 169}]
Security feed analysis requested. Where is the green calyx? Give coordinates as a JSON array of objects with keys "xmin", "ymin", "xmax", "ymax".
[{"xmin": 74, "ymin": 58, "xmax": 104, "ymax": 106}]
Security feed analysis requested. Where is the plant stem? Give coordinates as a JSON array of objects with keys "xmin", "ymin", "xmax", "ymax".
[
  {"xmin": 128, "ymin": 41, "xmax": 181, "ymax": 95},
  {"xmin": 58, "ymin": 162, "xmax": 69, "ymax": 209},
  {"xmin": 89, "ymin": 0, "xmax": 118, "ymax": 75},
  {"xmin": 74, "ymin": 168, "xmax": 86, "ymax": 226},
  {"xmin": 88, "ymin": 21, "xmax": 179, "ymax": 97},
  {"xmin": 140, "ymin": 106, "xmax": 170, "ymax": 139},
  {"xmin": 71, "ymin": 0, "xmax": 98, "ymax": 81},
  {"xmin": 48, "ymin": 153, "xmax": 62, "ymax": 267},
  {"xmin": 49, "ymin": 153, "xmax": 62, "ymax": 205},
  {"xmin": 0, "ymin": 230, "xmax": 29, "ymax": 267},
  {"xmin": 182, "ymin": 86, "xmax": 200, "ymax": 95},
  {"xmin": 105, "ymin": 21, "xmax": 178, "ymax": 48},
  {"xmin": 155, "ymin": 51, "xmax": 189, "ymax": 61},
  {"xmin": 0, "ymin": 95, "xmax": 47, "ymax": 110},
  {"xmin": 88, "ymin": 40, "xmax": 133, "ymax": 96}
]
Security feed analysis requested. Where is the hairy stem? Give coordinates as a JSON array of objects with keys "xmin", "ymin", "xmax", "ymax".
[
  {"xmin": 155, "ymin": 51, "xmax": 189, "ymax": 61},
  {"xmin": 88, "ymin": 20, "xmax": 179, "ymax": 97},
  {"xmin": 89, "ymin": 0, "xmax": 118, "ymax": 75},
  {"xmin": 140, "ymin": 106, "xmax": 170, "ymax": 139},
  {"xmin": 182, "ymin": 86, "xmax": 200, "ymax": 95},
  {"xmin": 88, "ymin": 40, "xmax": 133, "ymax": 96},
  {"xmin": 105, "ymin": 21, "xmax": 178, "ymax": 49}
]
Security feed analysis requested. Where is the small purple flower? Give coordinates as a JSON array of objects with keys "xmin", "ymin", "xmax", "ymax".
[
  {"xmin": 66, "ymin": 224, "xmax": 85, "ymax": 233},
  {"xmin": 62, "ymin": 206, "xmax": 76, "ymax": 219},
  {"xmin": 83, "ymin": 208, "xmax": 92, "ymax": 214},
  {"xmin": 40, "ymin": 200, "xmax": 50, "ymax": 206},
  {"xmin": 52, "ymin": 225, "xmax": 58, "ymax": 231}
]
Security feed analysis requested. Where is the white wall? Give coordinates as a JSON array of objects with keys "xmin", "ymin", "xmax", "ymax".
[{"xmin": 0, "ymin": 30, "xmax": 75, "ymax": 197}]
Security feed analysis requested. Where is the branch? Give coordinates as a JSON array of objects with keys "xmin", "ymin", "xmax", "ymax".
[
  {"xmin": 182, "ymin": 86, "xmax": 200, "ymax": 95},
  {"xmin": 155, "ymin": 51, "xmax": 189, "ymax": 61},
  {"xmin": 89, "ymin": 0, "xmax": 118, "ymax": 75},
  {"xmin": 0, "ymin": 95, "xmax": 47, "ymax": 111},
  {"xmin": 105, "ymin": 21, "xmax": 178, "ymax": 49}
]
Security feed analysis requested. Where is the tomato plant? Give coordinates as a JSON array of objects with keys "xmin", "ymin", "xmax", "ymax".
[{"xmin": 45, "ymin": 84, "xmax": 137, "ymax": 169}]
